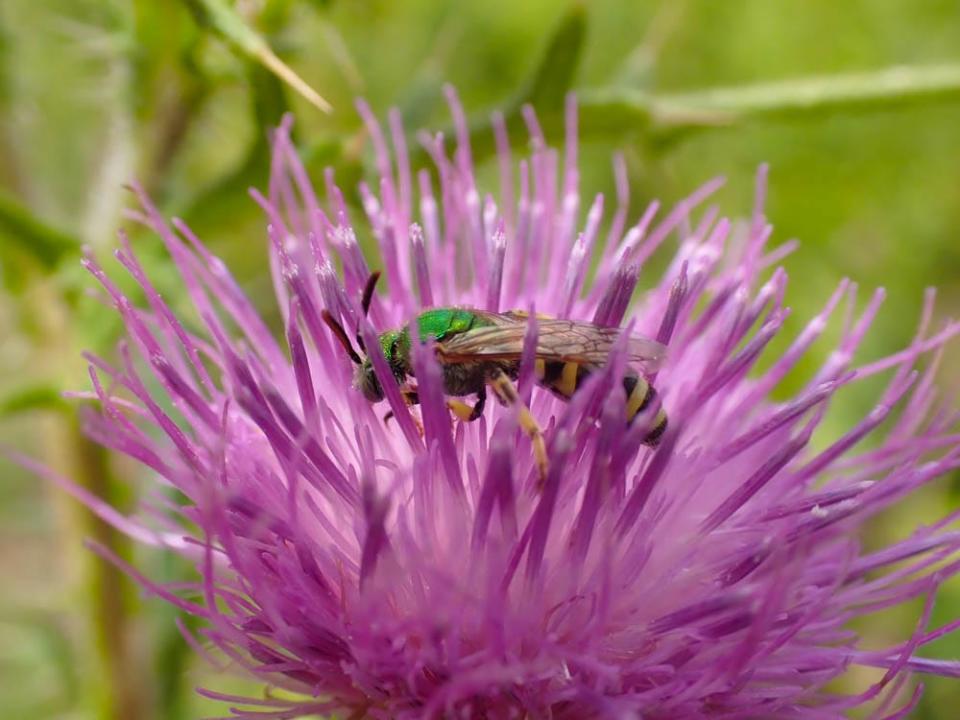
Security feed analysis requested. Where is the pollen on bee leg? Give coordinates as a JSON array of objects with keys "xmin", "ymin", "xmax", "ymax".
[
  {"xmin": 448, "ymin": 387, "xmax": 486, "ymax": 422},
  {"xmin": 447, "ymin": 399, "xmax": 475, "ymax": 422},
  {"xmin": 487, "ymin": 368, "xmax": 548, "ymax": 482},
  {"xmin": 535, "ymin": 358, "xmax": 546, "ymax": 380},
  {"xmin": 558, "ymin": 362, "xmax": 579, "ymax": 397},
  {"xmin": 519, "ymin": 405, "xmax": 548, "ymax": 483}
]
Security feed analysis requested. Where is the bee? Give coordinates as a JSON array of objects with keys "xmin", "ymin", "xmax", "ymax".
[{"xmin": 322, "ymin": 272, "xmax": 668, "ymax": 479}]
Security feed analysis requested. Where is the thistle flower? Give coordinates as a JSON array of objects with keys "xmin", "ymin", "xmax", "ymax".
[{"xmin": 49, "ymin": 91, "xmax": 960, "ymax": 718}]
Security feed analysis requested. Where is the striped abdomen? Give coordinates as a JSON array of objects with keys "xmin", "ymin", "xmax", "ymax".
[{"xmin": 534, "ymin": 360, "xmax": 668, "ymax": 446}]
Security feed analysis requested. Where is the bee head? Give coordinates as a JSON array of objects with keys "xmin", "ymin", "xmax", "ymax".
[
  {"xmin": 357, "ymin": 330, "xmax": 410, "ymax": 402},
  {"xmin": 355, "ymin": 358, "xmax": 384, "ymax": 402},
  {"xmin": 322, "ymin": 311, "xmax": 405, "ymax": 405},
  {"xmin": 321, "ymin": 271, "xmax": 401, "ymax": 405}
]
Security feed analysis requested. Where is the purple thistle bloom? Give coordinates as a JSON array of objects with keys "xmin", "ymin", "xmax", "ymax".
[{"xmin": 46, "ymin": 90, "xmax": 960, "ymax": 718}]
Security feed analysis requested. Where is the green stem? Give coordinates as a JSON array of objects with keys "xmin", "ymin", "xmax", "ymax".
[
  {"xmin": 68, "ymin": 416, "xmax": 141, "ymax": 720},
  {"xmin": 418, "ymin": 63, "xmax": 960, "ymax": 171},
  {"xmin": 30, "ymin": 276, "xmax": 141, "ymax": 720},
  {"xmin": 645, "ymin": 63, "xmax": 960, "ymax": 133}
]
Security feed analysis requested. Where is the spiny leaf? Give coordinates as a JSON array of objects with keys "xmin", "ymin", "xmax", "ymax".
[{"xmin": 181, "ymin": 0, "xmax": 332, "ymax": 113}]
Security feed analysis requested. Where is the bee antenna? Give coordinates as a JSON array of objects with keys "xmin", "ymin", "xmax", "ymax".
[
  {"xmin": 361, "ymin": 271, "xmax": 381, "ymax": 317},
  {"xmin": 321, "ymin": 310, "xmax": 363, "ymax": 365}
]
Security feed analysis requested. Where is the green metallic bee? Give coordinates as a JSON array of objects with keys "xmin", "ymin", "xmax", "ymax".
[{"xmin": 322, "ymin": 272, "xmax": 668, "ymax": 478}]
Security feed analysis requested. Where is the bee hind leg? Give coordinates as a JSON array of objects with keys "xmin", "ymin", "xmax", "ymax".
[
  {"xmin": 486, "ymin": 368, "xmax": 547, "ymax": 482},
  {"xmin": 447, "ymin": 385, "xmax": 486, "ymax": 422}
]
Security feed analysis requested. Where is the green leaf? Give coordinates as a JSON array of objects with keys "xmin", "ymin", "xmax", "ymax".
[
  {"xmin": 174, "ymin": 60, "xmax": 293, "ymax": 232},
  {"xmin": 154, "ymin": 609, "xmax": 199, "ymax": 720},
  {"xmin": 404, "ymin": 4, "xmax": 589, "ymax": 172},
  {"xmin": 417, "ymin": 88, "xmax": 654, "ymax": 175},
  {"xmin": 0, "ymin": 383, "xmax": 68, "ymax": 416},
  {"xmin": 249, "ymin": 60, "xmax": 291, "ymax": 133},
  {"xmin": 0, "ymin": 191, "xmax": 79, "ymax": 269},
  {"xmin": 610, "ymin": 1, "xmax": 689, "ymax": 90},
  {"xmin": 181, "ymin": 0, "xmax": 332, "ymax": 112},
  {"xmin": 518, "ymin": 1, "xmax": 587, "ymax": 110},
  {"xmin": 579, "ymin": 89, "xmax": 656, "ymax": 137},
  {"xmin": 0, "ymin": 9, "xmax": 10, "ymax": 108}
]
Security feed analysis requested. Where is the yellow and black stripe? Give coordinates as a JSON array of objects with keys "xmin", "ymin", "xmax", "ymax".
[{"xmin": 535, "ymin": 360, "xmax": 667, "ymax": 446}]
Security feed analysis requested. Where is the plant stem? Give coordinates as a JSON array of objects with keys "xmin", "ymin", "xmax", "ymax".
[
  {"xmin": 417, "ymin": 63, "xmax": 960, "ymax": 171},
  {"xmin": 31, "ymin": 277, "xmax": 142, "ymax": 720},
  {"xmin": 645, "ymin": 63, "xmax": 960, "ymax": 133}
]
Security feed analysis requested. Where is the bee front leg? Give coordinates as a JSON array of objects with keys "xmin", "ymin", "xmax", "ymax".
[
  {"xmin": 486, "ymin": 368, "xmax": 548, "ymax": 482},
  {"xmin": 447, "ymin": 385, "xmax": 486, "ymax": 422},
  {"xmin": 384, "ymin": 386, "xmax": 424, "ymax": 437}
]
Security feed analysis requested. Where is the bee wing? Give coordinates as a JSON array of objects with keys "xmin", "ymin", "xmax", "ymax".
[{"xmin": 437, "ymin": 315, "xmax": 667, "ymax": 371}]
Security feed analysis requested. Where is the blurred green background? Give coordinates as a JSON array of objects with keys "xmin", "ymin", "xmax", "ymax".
[{"xmin": 2, "ymin": 1, "xmax": 959, "ymax": 718}]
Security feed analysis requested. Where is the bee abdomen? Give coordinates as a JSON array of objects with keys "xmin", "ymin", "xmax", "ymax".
[
  {"xmin": 536, "ymin": 362, "xmax": 667, "ymax": 446},
  {"xmin": 536, "ymin": 360, "xmax": 589, "ymax": 399},
  {"xmin": 623, "ymin": 373, "xmax": 668, "ymax": 446}
]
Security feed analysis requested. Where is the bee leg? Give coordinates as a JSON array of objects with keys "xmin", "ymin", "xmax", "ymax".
[
  {"xmin": 486, "ymin": 369, "xmax": 548, "ymax": 482},
  {"xmin": 447, "ymin": 386, "xmax": 486, "ymax": 422},
  {"xmin": 384, "ymin": 388, "xmax": 424, "ymax": 437},
  {"xmin": 403, "ymin": 388, "xmax": 424, "ymax": 437}
]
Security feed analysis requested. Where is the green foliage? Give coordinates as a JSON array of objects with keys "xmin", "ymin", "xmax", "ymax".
[
  {"xmin": 0, "ymin": 383, "xmax": 68, "ymax": 416},
  {"xmin": 2, "ymin": 0, "xmax": 959, "ymax": 717},
  {"xmin": 0, "ymin": 191, "xmax": 79, "ymax": 271},
  {"xmin": 517, "ymin": 2, "xmax": 586, "ymax": 110},
  {"xmin": 183, "ymin": 0, "xmax": 332, "ymax": 111}
]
